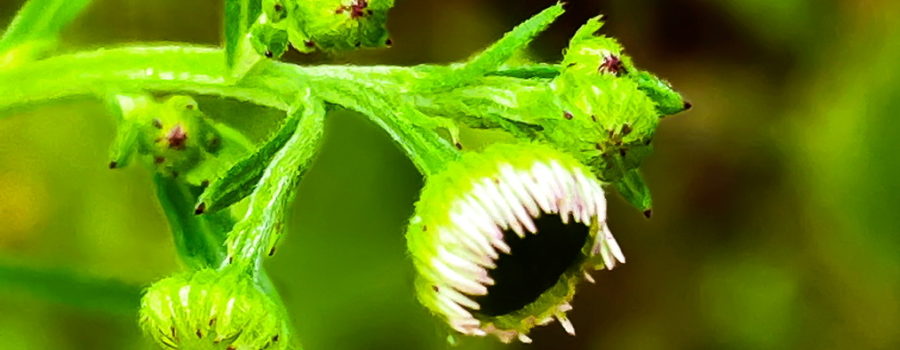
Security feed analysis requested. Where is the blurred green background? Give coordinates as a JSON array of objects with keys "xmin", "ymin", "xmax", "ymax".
[{"xmin": 1, "ymin": 0, "xmax": 898, "ymax": 349}]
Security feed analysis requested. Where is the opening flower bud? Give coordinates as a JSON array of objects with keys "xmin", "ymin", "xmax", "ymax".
[
  {"xmin": 285, "ymin": 0, "xmax": 394, "ymax": 52},
  {"xmin": 406, "ymin": 143, "xmax": 625, "ymax": 343},
  {"xmin": 139, "ymin": 268, "xmax": 290, "ymax": 350}
]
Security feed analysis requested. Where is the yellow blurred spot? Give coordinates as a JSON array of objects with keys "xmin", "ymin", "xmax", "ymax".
[{"xmin": 0, "ymin": 171, "xmax": 47, "ymax": 247}]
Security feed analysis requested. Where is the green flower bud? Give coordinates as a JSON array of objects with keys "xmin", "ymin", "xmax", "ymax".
[
  {"xmin": 549, "ymin": 71, "xmax": 659, "ymax": 181},
  {"xmin": 138, "ymin": 96, "xmax": 221, "ymax": 179},
  {"xmin": 561, "ymin": 16, "xmax": 689, "ymax": 117},
  {"xmin": 406, "ymin": 143, "xmax": 624, "ymax": 343},
  {"xmin": 140, "ymin": 268, "xmax": 290, "ymax": 350},
  {"xmin": 544, "ymin": 16, "xmax": 675, "ymax": 181},
  {"xmin": 285, "ymin": 0, "xmax": 394, "ymax": 52}
]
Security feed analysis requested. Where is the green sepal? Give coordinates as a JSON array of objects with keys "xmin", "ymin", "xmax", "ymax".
[
  {"xmin": 196, "ymin": 108, "xmax": 302, "ymax": 214},
  {"xmin": 613, "ymin": 169, "xmax": 653, "ymax": 216}
]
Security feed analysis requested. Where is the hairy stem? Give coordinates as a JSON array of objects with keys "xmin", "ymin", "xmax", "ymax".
[{"xmin": 0, "ymin": 45, "xmax": 458, "ymax": 175}]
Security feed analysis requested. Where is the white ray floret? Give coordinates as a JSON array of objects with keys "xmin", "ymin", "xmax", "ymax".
[
  {"xmin": 557, "ymin": 314, "xmax": 576, "ymax": 335},
  {"xmin": 499, "ymin": 165, "xmax": 541, "ymax": 217}
]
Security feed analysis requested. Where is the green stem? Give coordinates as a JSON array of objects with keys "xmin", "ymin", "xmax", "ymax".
[
  {"xmin": 0, "ymin": 45, "xmax": 458, "ymax": 175},
  {"xmin": 0, "ymin": 46, "xmax": 288, "ymax": 113},
  {"xmin": 263, "ymin": 62, "xmax": 461, "ymax": 176},
  {"xmin": 153, "ymin": 174, "xmax": 231, "ymax": 268}
]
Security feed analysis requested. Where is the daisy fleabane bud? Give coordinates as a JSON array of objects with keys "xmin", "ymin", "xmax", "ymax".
[
  {"xmin": 139, "ymin": 268, "xmax": 290, "ymax": 350},
  {"xmin": 406, "ymin": 143, "xmax": 625, "ymax": 343}
]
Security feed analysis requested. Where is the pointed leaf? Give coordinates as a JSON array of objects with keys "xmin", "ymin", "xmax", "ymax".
[
  {"xmin": 614, "ymin": 169, "xmax": 653, "ymax": 216},
  {"xmin": 227, "ymin": 95, "xmax": 326, "ymax": 265},
  {"xmin": 196, "ymin": 108, "xmax": 301, "ymax": 214}
]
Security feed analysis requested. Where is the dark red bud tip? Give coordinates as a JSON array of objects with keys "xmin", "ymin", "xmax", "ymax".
[
  {"xmin": 683, "ymin": 101, "xmax": 693, "ymax": 110},
  {"xmin": 194, "ymin": 203, "xmax": 206, "ymax": 215},
  {"xmin": 108, "ymin": 161, "xmax": 118, "ymax": 169},
  {"xmin": 643, "ymin": 209, "xmax": 653, "ymax": 218}
]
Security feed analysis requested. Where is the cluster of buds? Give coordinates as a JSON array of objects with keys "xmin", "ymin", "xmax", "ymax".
[
  {"xmin": 408, "ymin": 12, "xmax": 689, "ymax": 213},
  {"xmin": 250, "ymin": 0, "xmax": 394, "ymax": 58},
  {"xmin": 546, "ymin": 16, "xmax": 687, "ymax": 182},
  {"xmin": 131, "ymin": 4, "xmax": 688, "ymax": 349},
  {"xmin": 406, "ymin": 143, "xmax": 625, "ymax": 342},
  {"xmin": 140, "ymin": 267, "xmax": 291, "ymax": 350},
  {"xmin": 107, "ymin": 95, "xmax": 252, "ymax": 186}
]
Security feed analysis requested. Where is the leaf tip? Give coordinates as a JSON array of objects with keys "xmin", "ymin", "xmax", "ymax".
[{"xmin": 194, "ymin": 202, "xmax": 206, "ymax": 215}]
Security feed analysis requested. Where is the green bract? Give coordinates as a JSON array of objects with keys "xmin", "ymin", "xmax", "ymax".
[
  {"xmin": 406, "ymin": 143, "xmax": 624, "ymax": 342},
  {"xmin": 139, "ymin": 268, "xmax": 290, "ymax": 350}
]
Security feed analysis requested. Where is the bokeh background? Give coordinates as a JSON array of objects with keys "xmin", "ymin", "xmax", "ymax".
[{"xmin": 1, "ymin": 0, "xmax": 898, "ymax": 349}]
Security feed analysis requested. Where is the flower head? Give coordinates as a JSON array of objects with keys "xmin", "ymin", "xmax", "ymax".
[
  {"xmin": 139, "ymin": 268, "xmax": 290, "ymax": 350},
  {"xmin": 285, "ymin": 0, "xmax": 394, "ymax": 52},
  {"xmin": 407, "ymin": 143, "xmax": 624, "ymax": 343}
]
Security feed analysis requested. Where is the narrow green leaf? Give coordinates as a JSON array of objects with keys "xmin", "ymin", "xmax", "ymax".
[
  {"xmin": 632, "ymin": 70, "xmax": 690, "ymax": 116},
  {"xmin": 196, "ymin": 109, "xmax": 301, "ymax": 214},
  {"xmin": 224, "ymin": 0, "xmax": 263, "ymax": 71},
  {"xmin": 154, "ymin": 175, "xmax": 234, "ymax": 268},
  {"xmin": 0, "ymin": 0, "xmax": 92, "ymax": 66},
  {"xmin": 613, "ymin": 169, "xmax": 654, "ymax": 217},
  {"xmin": 446, "ymin": 3, "xmax": 565, "ymax": 87},
  {"xmin": 0, "ymin": 261, "xmax": 141, "ymax": 315},
  {"xmin": 227, "ymin": 93, "xmax": 326, "ymax": 266}
]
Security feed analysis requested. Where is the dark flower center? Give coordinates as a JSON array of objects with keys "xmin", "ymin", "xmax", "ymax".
[{"xmin": 474, "ymin": 214, "xmax": 589, "ymax": 316}]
